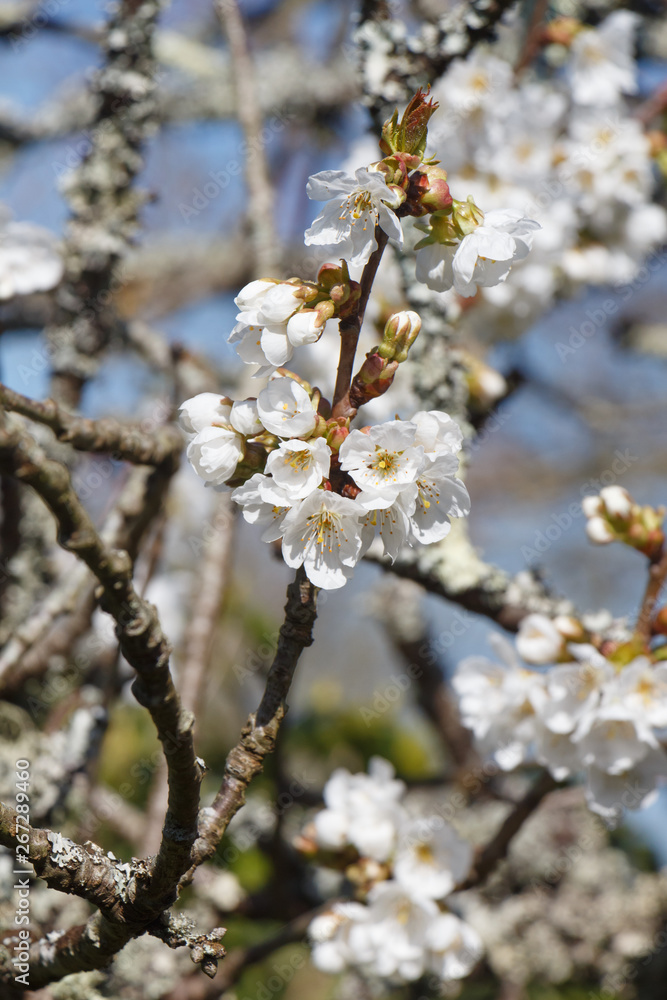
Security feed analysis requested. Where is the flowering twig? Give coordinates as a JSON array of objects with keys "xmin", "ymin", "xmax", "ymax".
[{"xmin": 332, "ymin": 226, "xmax": 389, "ymax": 417}]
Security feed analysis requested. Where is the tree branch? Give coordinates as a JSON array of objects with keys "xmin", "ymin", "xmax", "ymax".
[
  {"xmin": 184, "ymin": 567, "xmax": 318, "ymax": 879},
  {"xmin": 0, "ymin": 384, "xmax": 182, "ymax": 467},
  {"xmin": 215, "ymin": 0, "xmax": 279, "ymax": 277},
  {"xmin": 457, "ymin": 770, "xmax": 558, "ymax": 891},
  {"xmin": 0, "ymin": 416, "xmax": 205, "ymax": 985}
]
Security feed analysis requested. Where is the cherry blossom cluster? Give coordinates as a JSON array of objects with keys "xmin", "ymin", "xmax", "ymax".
[
  {"xmin": 425, "ymin": 8, "xmax": 666, "ymax": 331},
  {"xmin": 301, "ymin": 91, "xmax": 539, "ymax": 298},
  {"xmin": 181, "ymin": 95, "xmax": 510, "ymax": 589},
  {"xmin": 299, "ymin": 757, "xmax": 483, "ymax": 985},
  {"xmin": 454, "ymin": 624, "xmax": 667, "ymax": 824},
  {"xmin": 179, "ymin": 378, "xmax": 470, "ymax": 589},
  {"xmin": 583, "ymin": 484, "xmax": 665, "ymax": 556},
  {"xmin": 338, "ymin": 10, "xmax": 666, "ymax": 347}
]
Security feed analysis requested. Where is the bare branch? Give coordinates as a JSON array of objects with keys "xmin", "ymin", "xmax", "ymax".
[
  {"xmin": 0, "ymin": 384, "xmax": 182, "ymax": 467},
  {"xmin": 184, "ymin": 567, "xmax": 318, "ymax": 879},
  {"xmin": 0, "ymin": 417, "xmax": 205, "ymax": 982},
  {"xmin": 457, "ymin": 770, "xmax": 559, "ymax": 891},
  {"xmin": 216, "ymin": 0, "xmax": 279, "ymax": 276}
]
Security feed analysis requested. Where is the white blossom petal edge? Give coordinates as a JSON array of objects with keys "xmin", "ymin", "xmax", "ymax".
[{"xmin": 305, "ymin": 168, "xmax": 404, "ymax": 267}]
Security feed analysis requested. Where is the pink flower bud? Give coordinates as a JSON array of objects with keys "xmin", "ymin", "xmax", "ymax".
[{"xmin": 417, "ymin": 165, "xmax": 453, "ymax": 213}]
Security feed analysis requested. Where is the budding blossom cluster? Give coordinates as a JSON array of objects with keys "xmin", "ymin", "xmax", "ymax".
[
  {"xmin": 180, "ymin": 377, "xmax": 470, "ymax": 589},
  {"xmin": 301, "ymin": 758, "xmax": 483, "ymax": 985},
  {"xmin": 342, "ymin": 10, "xmax": 666, "ymax": 349},
  {"xmin": 181, "ymin": 93, "xmax": 540, "ymax": 588}
]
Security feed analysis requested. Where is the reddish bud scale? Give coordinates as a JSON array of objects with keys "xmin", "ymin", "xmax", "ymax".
[{"xmin": 380, "ymin": 88, "xmax": 439, "ymax": 158}]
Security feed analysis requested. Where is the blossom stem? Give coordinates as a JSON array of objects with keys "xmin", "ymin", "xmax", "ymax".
[
  {"xmin": 634, "ymin": 543, "xmax": 667, "ymax": 644},
  {"xmin": 332, "ymin": 226, "xmax": 389, "ymax": 418}
]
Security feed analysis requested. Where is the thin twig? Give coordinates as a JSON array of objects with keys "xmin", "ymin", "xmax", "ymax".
[
  {"xmin": 215, "ymin": 0, "xmax": 279, "ymax": 276},
  {"xmin": 181, "ymin": 495, "xmax": 236, "ymax": 716},
  {"xmin": 183, "ymin": 567, "xmax": 318, "ymax": 880},
  {"xmin": 634, "ymin": 544, "xmax": 667, "ymax": 644},
  {"xmin": 457, "ymin": 770, "xmax": 558, "ymax": 891},
  {"xmin": 332, "ymin": 227, "xmax": 389, "ymax": 417}
]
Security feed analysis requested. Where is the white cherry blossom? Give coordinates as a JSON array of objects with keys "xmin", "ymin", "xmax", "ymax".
[
  {"xmin": 585, "ymin": 749, "xmax": 667, "ymax": 824},
  {"xmin": 360, "ymin": 881, "xmax": 439, "ymax": 981},
  {"xmin": 231, "ymin": 473, "xmax": 291, "ymax": 541},
  {"xmin": 393, "ymin": 817, "xmax": 473, "ymax": 899},
  {"xmin": 280, "ymin": 490, "xmax": 366, "ymax": 590},
  {"xmin": 607, "ymin": 659, "xmax": 667, "ymax": 729},
  {"xmin": 417, "ymin": 210, "xmax": 540, "ymax": 297},
  {"xmin": 538, "ymin": 654, "xmax": 612, "ymax": 735},
  {"xmin": 338, "ymin": 421, "xmax": 424, "ymax": 504},
  {"xmin": 404, "ymin": 452, "xmax": 470, "ymax": 545},
  {"xmin": 309, "ymin": 902, "xmax": 371, "ymax": 974},
  {"xmin": 230, "ymin": 279, "xmax": 324, "ymax": 375},
  {"xmin": 359, "ymin": 500, "xmax": 412, "ymax": 563},
  {"xmin": 426, "ymin": 913, "xmax": 483, "ymax": 981},
  {"xmin": 453, "ymin": 635, "xmax": 546, "ymax": 770},
  {"xmin": 515, "ymin": 613, "xmax": 564, "ymax": 665},
  {"xmin": 411, "ymin": 409, "xmax": 464, "ymax": 458},
  {"xmin": 572, "ymin": 703, "xmax": 658, "ymax": 776},
  {"xmin": 313, "ymin": 756, "xmax": 406, "ymax": 860},
  {"xmin": 265, "ymin": 437, "xmax": 331, "ymax": 500},
  {"xmin": 257, "ymin": 377, "xmax": 318, "ymax": 438},
  {"xmin": 179, "ymin": 394, "xmax": 261, "ymax": 488},
  {"xmin": 304, "ymin": 167, "xmax": 404, "ymax": 267},
  {"xmin": 568, "ymin": 10, "xmax": 640, "ymax": 107},
  {"xmin": 179, "ymin": 393, "xmax": 233, "ymax": 436}
]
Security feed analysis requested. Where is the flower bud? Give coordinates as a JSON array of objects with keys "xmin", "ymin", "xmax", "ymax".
[
  {"xmin": 582, "ymin": 495, "xmax": 604, "ymax": 518},
  {"xmin": 417, "ymin": 165, "xmax": 453, "ymax": 213},
  {"xmin": 586, "ymin": 516, "xmax": 615, "ymax": 545},
  {"xmin": 450, "ymin": 196, "xmax": 485, "ymax": 237},
  {"xmin": 379, "ymin": 88, "xmax": 438, "ymax": 159},
  {"xmin": 317, "ymin": 261, "xmax": 349, "ymax": 290},
  {"xmin": 378, "ymin": 310, "xmax": 422, "ymax": 362},
  {"xmin": 599, "ymin": 485, "xmax": 633, "ymax": 519},
  {"xmin": 324, "ymin": 419, "xmax": 349, "ymax": 452},
  {"xmin": 553, "ymin": 615, "xmax": 586, "ymax": 641}
]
